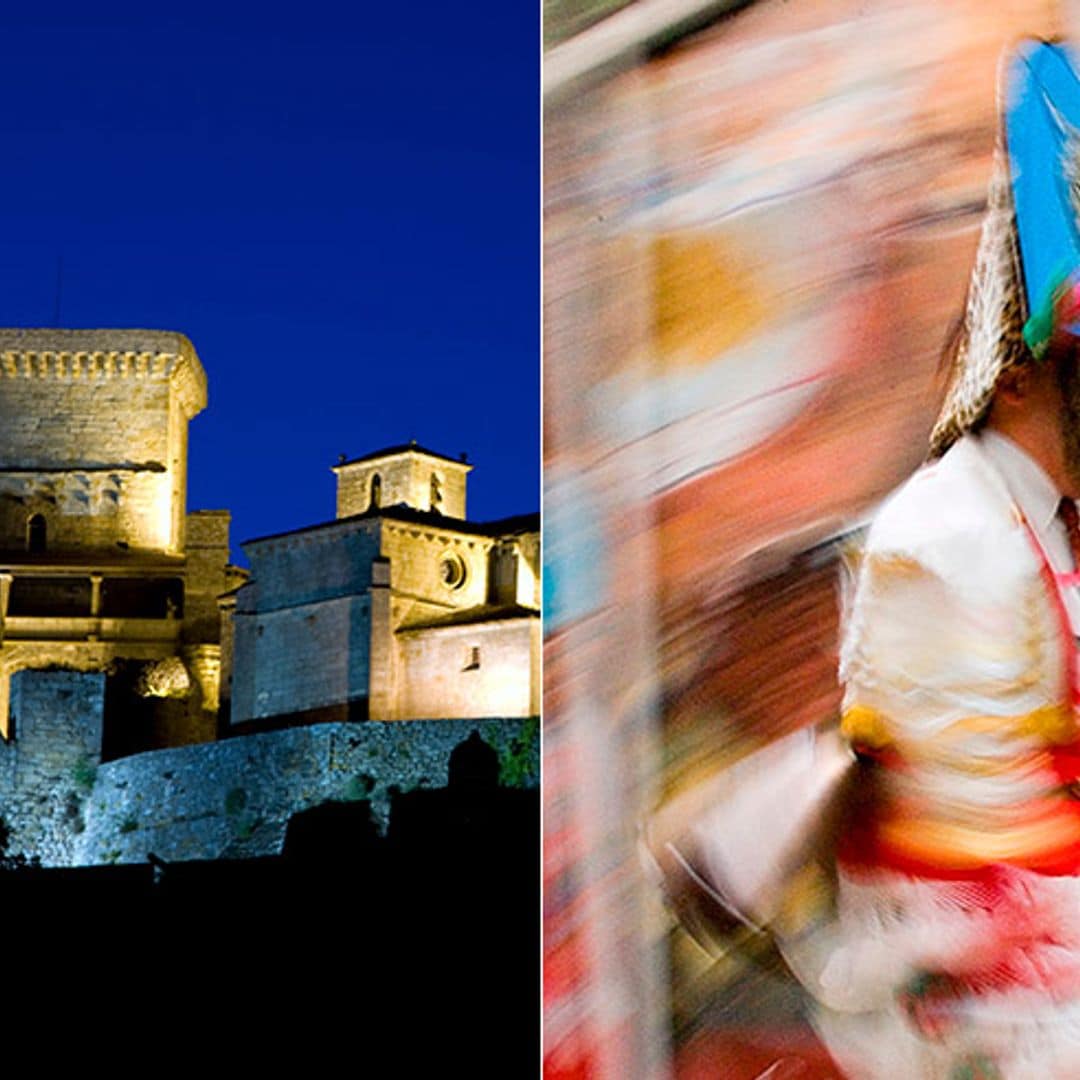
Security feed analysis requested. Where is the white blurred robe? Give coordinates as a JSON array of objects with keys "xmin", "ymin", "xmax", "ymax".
[{"xmin": 798, "ymin": 431, "xmax": 1080, "ymax": 1079}]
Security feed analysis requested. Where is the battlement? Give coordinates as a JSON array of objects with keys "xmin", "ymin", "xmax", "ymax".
[{"xmin": 0, "ymin": 329, "xmax": 206, "ymax": 419}]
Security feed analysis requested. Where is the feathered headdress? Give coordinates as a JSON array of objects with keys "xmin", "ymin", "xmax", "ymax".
[{"xmin": 931, "ymin": 39, "xmax": 1080, "ymax": 457}]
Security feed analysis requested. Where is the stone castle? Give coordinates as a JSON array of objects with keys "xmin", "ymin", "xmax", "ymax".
[
  {"xmin": 0, "ymin": 328, "xmax": 539, "ymax": 865},
  {"xmin": 0, "ymin": 329, "xmax": 235, "ymax": 752}
]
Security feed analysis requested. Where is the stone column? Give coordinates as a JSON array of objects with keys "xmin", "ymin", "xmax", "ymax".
[
  {"xmin": 368, "ymin": 556, "xmax": 393, "ymax": 720},
  {"xmin": 180, "ymin": 644, "xmax": 221, "ymax": 745},
  {"xmin": 182, "ymin": 644, "xmax": 221, "ymax": 713},
  {"xmin": 0, "ymin": 572, "xmax": 11, "ymax": 645},
  {"xmin": 217, "ymin": 592, "xmax": 237, "ymax": 728},
  {"xmin": 86, "ymin": 573, "xmax": 102, "ymax": 642},
  {"xmin": 0, "ymin": 670, "xmax": 9, "ymax": 741}
]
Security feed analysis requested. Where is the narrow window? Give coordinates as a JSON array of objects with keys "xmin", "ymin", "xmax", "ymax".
[
  {"xmin": 370, "ymin": 474, "xmax": 382, "ymax": 509},
  {"xmin": 27, "ymin": 514, "xmax": 46, "ymax": 554},
  {"xmin": 464, "ymin": 645, "xmax": 480, "ymax": 671},
  {"xmin": 430, "ymin": 472, "xmax": 442, "ymax": 512}
]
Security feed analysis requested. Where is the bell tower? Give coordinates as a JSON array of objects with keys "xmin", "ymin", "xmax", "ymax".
[{"xmin": 332, "ymin": 442, "xmax": 473, "ymax": 519}]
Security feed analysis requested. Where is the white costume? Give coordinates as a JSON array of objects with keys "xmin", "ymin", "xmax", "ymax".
[{"xmin": 808, "ymin": 430, "xmax": 1080, "ymax": 1078}]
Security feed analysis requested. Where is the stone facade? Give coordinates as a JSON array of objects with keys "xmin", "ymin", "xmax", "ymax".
[
  {"xmin": 0, "ymin": 330, "xmax": 239, "ymax": 749},
  {"xmin": 231, "ymin": 519, "xmax": 380, "ymax": 724},
  {"xmin": 397, "ymin": 614, "xmax": 541, "ymax": 719},
  {"xmin": 233, "ymin": 445, "xmax": 540, "ymax": 725}
]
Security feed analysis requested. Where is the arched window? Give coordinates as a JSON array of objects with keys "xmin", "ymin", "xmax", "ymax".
[
  {"xmin": 27, "ymin": 514, "xmax": 46, "ymax": 554},
  {"xmin": 369, "ymin": 474, "xmax": 382, "ymax": 509},
  {"xmin": 430, "ymin": 472, "xmax": 442, "ymax": 512}
]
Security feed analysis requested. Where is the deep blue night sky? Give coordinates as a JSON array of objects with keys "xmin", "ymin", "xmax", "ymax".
[{"xmin": 0, "ymin": 5, "xmax": 538, "ymax": 562}]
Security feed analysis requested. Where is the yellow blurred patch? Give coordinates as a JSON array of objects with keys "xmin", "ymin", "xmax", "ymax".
[
  {"xmin": 841, "ymin": 702, "xmax": 891, "ymax": 749},
  {"xmin": 880, "ymin": 809, "xmax": 1080, "ymax": 869},
  {"xmin": 950, "ymin": 704, "xmax": 1076, "ymax": 747},
  {"xmin": 865, "ymin": 552, "xmax": 924, "ymax": 578},
  {"xmin": 651, "ymin": 231, "xmax": 768, "ymax": 365}
]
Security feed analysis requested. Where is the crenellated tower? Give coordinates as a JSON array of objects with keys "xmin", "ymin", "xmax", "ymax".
[{"xmin": 0, "ymin": 329, "xmax": 238, "ymax": 751}]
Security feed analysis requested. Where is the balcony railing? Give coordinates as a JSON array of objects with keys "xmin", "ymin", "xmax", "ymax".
[{"xmin": 1, "ymin": 615, "xmax": 181, "ymax": 643}]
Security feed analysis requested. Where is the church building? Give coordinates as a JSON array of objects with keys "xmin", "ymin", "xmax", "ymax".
[{"xmin": 230, "ymin": 442, "xmax": 540, "ymax": 726}]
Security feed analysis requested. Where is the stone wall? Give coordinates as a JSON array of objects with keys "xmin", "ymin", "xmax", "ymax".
[
  {"xmin": 0, "ymin": 467, "xmax": 175, "ymax": 554},
  {"xmin": 407, "ymin": 455, "xmax": 469, "ymax": 518},
  {"xmin": 0, "ymin": 669, "xmax": 105, "ymax": 865},
  {"xmin": 397, "ymin": 617, "xmax": 540, "ymax": 720},
  {"xmin": 337, "ymin": 455, "xmax": 416, "ymax": 516},
  {"xmin": 518, "ymin": 531, "xmax": 541, "ymax": 606},
  {"xmin": 0, "ymin": 373, "xmax": 171, "ymax": 471},
  {"xmin": 233, "ymin": 521, "xmax": 382, "ymax": 723},
  {"xmin": 239, "ymin": 519, "xmax": 380, "ymax": 609},
  {"xmin": 490, "ymin": 533, "xmax": 541, "ymax": 608},
  {"xmin": 383, "ymin": 518, "xmax": 492, "ymax": 616},
  {"xmin": 233, "ymin": 594, "xmax": 371, "ymax": 722},
  {"xmin": 184, "ymin": 509, "xmax": 232, "ymax": 641},
  {"xmin": 0, "ymin": 670, "xmax": 538, "ymax": 869},
  {"xmin": 73, "ymin": 717, "xmax": 538, "ymax": 866}
]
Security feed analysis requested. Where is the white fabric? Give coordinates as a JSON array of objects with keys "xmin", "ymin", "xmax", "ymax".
[
  {"xmin": 684, "ymin": 724, "xmax": 853, "ymax": 929},
  {"xmin": 798, "ymin": 430, "xmax": 1080, "ymax": 1078},
  {"xmin": 979, "ymin": 429, "xmax": 1080, "ymax": 634},
  {"xmin": 840, "ymin": 431, "xmax": 1066, "ymax": 736}
]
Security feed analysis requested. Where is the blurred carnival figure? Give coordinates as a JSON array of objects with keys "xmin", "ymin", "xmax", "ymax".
[{"xmin": 806, "ymin": 38, "xmax": 1080, "ymax": 1079}]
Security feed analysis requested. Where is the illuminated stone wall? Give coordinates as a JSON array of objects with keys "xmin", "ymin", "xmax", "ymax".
[
  {"xmin": 382, "ymin": 517, "xmax": 539, "ymax": 723},
  {"xmin": 397, "ymin": 618, "xmax": 540, "ymax": 720},
  {"xmin": 239, "ymin": 520, "xmax": 381, "ymax": 609},
  {"xmin": 0, "ymin": 468, "xmax": 172, "ymax": 555},
  {"xmin": 382, "ymin": 517, "xmax": 492, "ymax": 622},
  {"xmin": 0, "ymin": 330, "xmax": 206, "ymax": 555},
  {"xmin": 491, "ymin": 533, "xmax": 541, "ymax": 607},
  {"xmin": 233, "ymin": 594, "xmax": 373, "ymax": 722},
  {"xmin": 184, "ymin": 510, "xmax": 233, "ymax": 642}
]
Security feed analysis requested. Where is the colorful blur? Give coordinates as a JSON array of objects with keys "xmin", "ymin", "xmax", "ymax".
[{"xmin": 543, "ymin": 2, "xmax": 1070, "ymax": 1077}]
